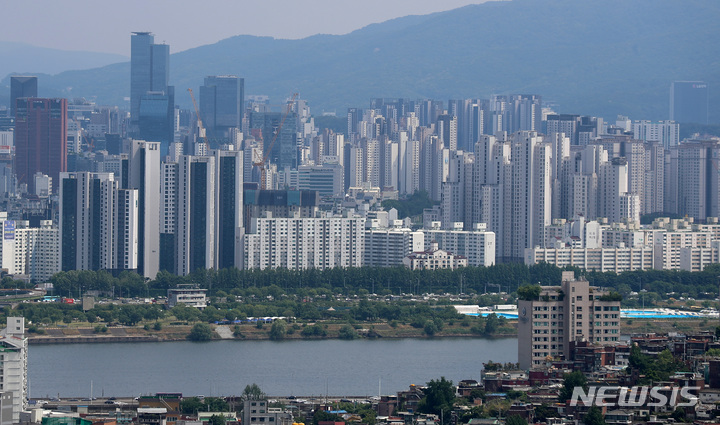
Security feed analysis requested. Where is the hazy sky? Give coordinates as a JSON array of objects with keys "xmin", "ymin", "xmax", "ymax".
[{"xmin": 1, "ymin": 0, "xmax": 491, "ymax": 56}]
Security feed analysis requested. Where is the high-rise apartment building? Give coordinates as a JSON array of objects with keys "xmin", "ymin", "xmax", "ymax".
[
  {"xmin": 506, "ymin": 131, "xmax": 552, "ymax": 261},
  {"xmin": 424, "ymin": 222, "xmax": 496, "ymax": 267},
  {"xmin": 517, "ymin": 271, "xmax": 621, "ymax": 369},
  {"xmin": 665, "ymin": 138, "xmax": 720, "ymax": 220},
  {"xmin": 214, "ymin": 149, "xmax": 244, "ymax": 270},
  {"xmin": 441, "ymin": 150, "xmax": 473, "ymax": 227},
  {"xmin": 670, "ymin": 81, "xmax": 709, "ymax": 124},
  {"xmin": 14, "ymin": 98, "xmax": 67, "ymax": 193},
  {"xmin": 175, "ymin": 155, "xmax": 216, "ymax": 275},
  {"xmin": 129, "ymin": 140, "xmax": 161, "ymax": 278},
  {"xmin": 437, "ymin": 114, "xmax": 458, "ymax": 151},
  {"xmin": 511, "ymin": 94, "xmax": 542, "ymax": 132},
  {"xmin": 245, "ymin": 213, "xmax": 364, "ymax": 270},
  {"xmin": 364, "ymin": 226, "xmax": 424, "ymax": 267},
  {"xmin": 0, "ymin": 214, "xmax": 59, "ymax": 282},
  {"xmin": 546, "ymin": 114, "xmax": 580, "ymax": 144},
  {"xmin": 10, "ymin": 76, "xmax": 37, "ymax": 117},
  {"xmin": 0, "ymin": 317, "xmax": 27, "ymax": 424},
  {"xmin": 59, "ymin": 172, "xmax": 139, "ymax": 272},
  {"xmin": 200, "ymin": 76, "xmax": 244, "ymax": 139},
  {"xmin": 632, "ymin": 120, "xmax": 680, "ymax": 149}
]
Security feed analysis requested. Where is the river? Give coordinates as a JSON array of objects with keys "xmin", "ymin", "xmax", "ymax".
[{"xmin": 28, "ymin": 338, "xmax": 517, "ymax": 398}]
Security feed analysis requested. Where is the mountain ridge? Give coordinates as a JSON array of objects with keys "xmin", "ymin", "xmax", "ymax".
[
  {"xmin": 1, "ymin": 0, "xmax": 718, "ymax": 123},
  {"xmin": 0, "ymin": 41, "xmax": 127, "ymax": 80}
]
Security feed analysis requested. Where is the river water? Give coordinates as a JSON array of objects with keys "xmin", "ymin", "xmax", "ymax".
[{"xmin": 28, "ymin": 338, "xmax": 517, "ymax": 398}]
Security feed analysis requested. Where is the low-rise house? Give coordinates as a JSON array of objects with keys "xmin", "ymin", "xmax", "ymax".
[
  {"xmin": 167, "ymin": 286, "xmax": 207, "ymax": 309},
  {"xmin": 402, "ymin": 242, "xmax": 467, "ymax": 270}
]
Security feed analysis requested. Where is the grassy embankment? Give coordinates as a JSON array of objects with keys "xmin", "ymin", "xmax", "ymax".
[{"xmin": 27, "ymin": 315, "xmax": 517, "ymax": 342}]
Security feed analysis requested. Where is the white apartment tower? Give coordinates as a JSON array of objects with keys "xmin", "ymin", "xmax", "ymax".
[
  {"xmin": 548, "ymin": 132, "xmax": 570, "ymax": 220},
  {"xmin": 473, "ymin": 134, "xmax": 512, "ymax": 258},
  {"xmin": 506, "ymin": 131, "xmax": 552, "ymax": 260},
  {"xmin": 364, "ymin": 226, "xmax": 424, "ymax": 267},
  {"xmin": 666, "ymin": 139, "xmax": 720, "ymax": 220},
  {"xmin": 129, "ymin": 140, "xmax": 161, "ymax": 279},
  {"xmin": 245, "ymin": 214, "xmax": 364, "ymax": 270},
  {"xmin": 441, "ymin": 150, "xmax": 474, "ymax": 228},
  {"xmin": 0, "ymin": 217, "xmax": 60, "ymax": 283},
  {"xmin": 0, "ymin": 317, "xmax": 27, "ymax": 424},
  {"xmin": 632, "ymin": 120, "xmax": 680, "ymax": 149},
  {"xmin": 425, "ymin": 222, "xmax": 496, "ymax": 267}
]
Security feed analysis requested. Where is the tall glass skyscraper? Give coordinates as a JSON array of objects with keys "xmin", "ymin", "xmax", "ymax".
[
  {"xmin": 670, "ymin": 81, "xmax": 709, "ymax": 124},
  {"xmin": 130, "ymin": 32, "xmax": 173, "ymax": 154},
  {"xmin": 10, "ymin": 76, "xmax": 37, "ymax": 117},
  {"xmin": 199, "ymin": 75, "xmax": 244, "ymax": 139},
  {"xmin": 14, "ymin": 98, "xmax": 67, "ymax": 193}
]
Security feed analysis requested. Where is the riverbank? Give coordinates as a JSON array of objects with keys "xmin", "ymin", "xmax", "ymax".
[
  {"xmin": 27, "ymin": 315, "xmax": 719, "ymax": 344},
  {"xmin": 27, "ymin": 320, "xmax": 517, "ymax": 344}
]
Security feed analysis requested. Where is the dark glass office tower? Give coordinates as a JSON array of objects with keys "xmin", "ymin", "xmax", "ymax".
[
  {"xmin": 671, "ymin": 81, "xmax": 709, "ymax": 124},
  {"xmin": 10, "ymin": 76, "xmax": 38, "ymax": 117},
  {"xmin": 14, "ymin": 98, "xmax": 67, "ymax": 193},
  {"xmin": 249, "ymin": 111, "xmax": 298, "ymax": 170},
  {"xmin": 200, "ymin": 76, "xmax": 244, "ymax": 139},
  {"xmin": 138, "ymin": 87, "xmax": 175, "ymax": 155},
  {"xmin": 131, "ymin": 32, "xmax": 173, "ymax": 153}
]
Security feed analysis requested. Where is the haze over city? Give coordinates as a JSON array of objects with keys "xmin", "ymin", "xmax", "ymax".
[
  {"xmin": 0, "ymin": 0, "xmax": 491, "ymax": 56},
  {"xmin": 0, "ymin": 1, "xmax": 718, "ymax": 425}
]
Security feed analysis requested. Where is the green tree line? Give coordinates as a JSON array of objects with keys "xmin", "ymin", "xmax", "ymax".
[{"xmin": 47, "ymin": 262, "xmax": 720, "ymax": 307}]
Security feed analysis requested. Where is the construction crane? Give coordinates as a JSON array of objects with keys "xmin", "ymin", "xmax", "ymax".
[
  {"xmin": 187, "ymin": 88, "xmax": 207, "ymax": 145},
  {"xmin": 253, "ymin": 92, "xmax": 299, "ymax": 190}
]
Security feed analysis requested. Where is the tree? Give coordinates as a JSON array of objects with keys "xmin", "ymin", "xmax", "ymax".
[
  {"xmin": 418, "ymin": 377, "xmax": 455, "ymax": 417},
  {"xmin": 242, "ymin": 383, "xmax": 265, "ymax": 401},
  {"xmin": 338, "ymin": 324, "xmax": 359, "ymax": 340},
  {"xmin": 484, "ymin": 313, "xmax": 499, "ymax": 334},
  {"xmin": 671, "ymin": 407, "xmax": 686, "ymax": 423},
  {"xmin": 204, "ymin": 397, "xmax": 230, "ymax": 412},
  {"xmin": 506, "ymin": 416, "xmax": 528, "ymax": 425},
  {"xmin": 628, "ymin": 344, "xmax": 649, "ymax": 372},
  {"xmin": 269, "ymin": 320, "xmax": 287, "ymax": 340},
  {"xmin": 598, "ymin": 292, "xmax": 622, "ymax": 302},
  {"xmin": 533, "ymin": 404, "xmax": 557, "ymax": 422},
  {"xmin": 173, "ymin": 304, "xmax": 201, "ymax": 322},
  {"xmin": 180, "ymin": 397, "xmax": 204, "ymax": 414},
  {"xmin": 188, "ymin": 323, "xmax": 213, "ymax": 341},
  {"xmin": 208, "ymin": 415, "xmax": 226, "ymax": 425},
  {"xmin": 517, "ymin": 285, "xmax": 541, "ymax": 301},
  {"xmin": 424, "ymin": 320, "xmax": 438, "ymax": 336},
  {"xmin": 559, "ymin": 371, "xmax": 587, "ymax": 403},
  {"xmin": 707, "ymin": 348, "xmax": 720, "ymax": 357},
  {"xmin": 313, "ymin": 410, "xmax": 343, "ymax": 425},
  {"xmin": 583, "ymin": 406, "xmax": 606, "ymax": 425}
]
